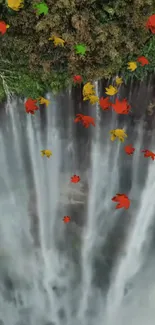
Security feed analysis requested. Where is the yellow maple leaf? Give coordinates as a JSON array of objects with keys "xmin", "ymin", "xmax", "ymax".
[
  {"xmin": 7, "ymin": 0, "xmax": 24, "ymax": 11},
  {"xmin": 83, "ymin": 82, "xmax": 95, "ymax": 99},
  {"xmin": 105, "ymin": 85, "xmax": 118, "ymax": 96},
  {"xmin": 49, "ymin": 36, "xmax": 65, "ymax": 47},
  {"xmin": 89, "ymin": 95, "xmax": 99, "ymax": 105},
  {"xmin": 115, "ymin": 77, "xmax": 123, "ymax": 85},
  {"xmin": 110, "ymin": 129, "xmax": 127, "ymax": 142},
  {"xmin": 41, "ymin": 150, "xmax": 52, "ymax": 158},
  {"xmin": 127, "ymin": 61, "xmax": 137, "ymax": 72},
  {"xmin": 37, "ymin": 97, "xmax": 50, "ymax": 107}
]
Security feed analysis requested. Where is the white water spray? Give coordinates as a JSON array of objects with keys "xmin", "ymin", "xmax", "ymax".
[{"xmin": 0, "ymin": 85, "xmax": 155, "ymax": 325}]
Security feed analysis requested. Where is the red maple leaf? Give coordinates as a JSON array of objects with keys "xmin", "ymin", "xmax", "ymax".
[
  {"xmin": 0, "ymin": 21, "xmax": 8, "ymax": 35},
  {"xmin": 146, "ymin": 14, "xmax": 155, "ymax": 34},
  {"xmin": 71, "ymin": 175, "xmax": 81, "ymax": 183},
  {"xmin": 73, "ymin": 75, "xmax": 83, "ymax": 83},
  {"xmin": 63, "ymin": 216, "xmax": 71, "ymax": 223},
  {"xmin": 74, "ymin": 114, "xmax": 95, "ymax": 128},
  {"xmin": 141, "ymin": 149, "xmax": 155, "ymax": 160},
  {"xmin": 25, "ymin": 98, "xmax": 39, "ymax": 115},
  {"xmin": 111, "ymin": 98, "xmax": 131, "ymax": 114},
  {"xmin": 124, "ymin": 144, "xmax": 135, "ymax": 156},
  {"xmin": 137, "ymin": 56, "xmax": 149, "ymax": 66},
  {"xmin": 99, "ymin": 96, "xmax": 112, "ymax": 111},
  {"xmin": 112, "ymin": 193, "xmax": 130, "ymax": 210}
]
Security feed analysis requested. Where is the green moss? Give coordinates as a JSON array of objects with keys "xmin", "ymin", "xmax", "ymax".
[
  {"xmin": 121, "ymin": 35, "xmax": 155, "ymax": 83},
  {"xmin": 0, "ymin": 82, "xmax": 5, "ymax": 101},
  {"xmin": 0, "ymin": 0, "xmax": 155, "ymax": 101}
]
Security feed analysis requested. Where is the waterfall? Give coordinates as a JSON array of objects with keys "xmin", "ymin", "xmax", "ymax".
[
  {"xmin": 0, "ymin": 74, "xmax": 12, "ymax": 114},
  {"xmin": 0, "ymin": 81, "xmax": 155, "ymax": 325}
]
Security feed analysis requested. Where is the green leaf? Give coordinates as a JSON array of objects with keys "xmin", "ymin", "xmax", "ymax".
[
  {"xmin": 74, "ymin": 44, "xmax": 87, "ymax": 55},
  {"xmin": 33, "ymin": 2, "xmax": 48, "ymax": 15}
]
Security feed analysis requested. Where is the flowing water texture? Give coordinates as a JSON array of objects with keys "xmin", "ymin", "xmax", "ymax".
[{"xmin": 0, "ymin": 82, "xmax": 155, "ymax": 325}]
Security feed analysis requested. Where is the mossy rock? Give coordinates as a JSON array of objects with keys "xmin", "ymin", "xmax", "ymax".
[{"xmin": 0, "ymin": 0, "xmax": 155, "ymax": 100}]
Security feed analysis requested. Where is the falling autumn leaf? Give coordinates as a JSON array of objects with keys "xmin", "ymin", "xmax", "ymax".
[
  {"xmin": 70, "ymin": 175, "xmax": 81, "ymax": 183},
  {"xmin": 0, "ymin": 21, "xmax": 9, "ymax": 35},
  {"xmin": 41, "ymin": 150, "xmax": 52, "ymax": 158},
  {"xmin": 115, "ymin": 77, "xmax": 123, "ymax": 85},
  {"xmin": 7, "ymin": 0, "xmax": 24, "ymax": 11},
  {"xmin": 37, "ymin": 97, "xmax": 50, "ymax": 107},
  {"xmin": 146, "ymin": 14, "xmax": 155, "ymax": 34},
  {"xmin": 112, "ymin": 193, "xmax": 130, "ymax": 210},
  {"xmin": 127, "ymin": 61, "xmax": 137, "ymax": 71},
  {"xmin": 137, "ymin": 56, "xmax": 149, "ymax": 66},
  {"xmin": 141, "ymin": 149, "xmax": 155, "ymax": 160},
  {"xmin": 88, "ymin": 95, "xmax": 99, "ymax": 105},
  {"xmin": 110, "ymin": 129, "xmax": 127, "ymax": 142},
  {"xmin": 105, "ymin": 85, "xmax": 118, "ymax": 96},
  {"xmin": 74, "ymin": 114, "xmax": 95, "ymax": 128},
  {"xmin": 111, "ymin": 98, "xmax": 131, "ymax": 115},
  {"xmin": 73, "ymin": 75, "xmax": 83, "ymax": 84},
  {"xmin": 25, "ymin": 98, "xmax": 39, "ymax": 115},
  {"xmin": 49, "ymin": 36, "xmax": 65, "ymax": 47},
  {"xmin": 83, "ymin": 82, "xmax": 95, "ymax": 100},
  {"xmin": 63, "ymin": 216, "xmax": 71, "ymax": 223},
  {"xmin": 124, "ymin": 144, "xmax": 135, "ymax": 155},
  {"xmin": 99, "ymin": 96, "xmax": 112, "ymax": 111},
  {"xmin": 33, "ymin": 1, "xmax": 48, "ymax": 15},
  {"xmin": 74, "ymin": 44, "xmax": 87, "ymax": 55}
]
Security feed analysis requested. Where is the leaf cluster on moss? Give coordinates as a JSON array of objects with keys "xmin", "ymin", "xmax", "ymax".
[{"xmin": 0, "ymin": 0, "xmax": 155, "ymax": 101}]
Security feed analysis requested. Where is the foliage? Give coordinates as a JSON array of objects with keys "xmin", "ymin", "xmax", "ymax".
[
  {"xmin": 0, "ymin": 0, "xmax": 155, "ymax": 101},
  {"xmin": 121, "ymin": 34, "xmax": 155, "ymax": 83}
]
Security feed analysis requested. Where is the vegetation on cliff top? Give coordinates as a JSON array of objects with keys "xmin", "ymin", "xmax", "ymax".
[{"xmin": 0, "ymin": 0, "xmax": 155, "ymax": 101}]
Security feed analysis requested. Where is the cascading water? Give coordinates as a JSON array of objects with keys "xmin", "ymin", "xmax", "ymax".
[{"xmin": 0, "ymin": 81, "xmax": 155, "ymax": 325}]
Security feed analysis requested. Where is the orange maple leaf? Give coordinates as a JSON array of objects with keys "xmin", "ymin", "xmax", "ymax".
[
  {"xmin": 112, "ymin": 193, "xmax": 130, "ymax": 210},
  {"xmin": 124, "ymin": 144, "xmax": 135, "ymax": 156},
  {"xmin": 141, "ymin": 149, "xmax": 155, "ymax": 160},
  {"xmin": 137, "ymin": 56, "xmax": 149, "ymax": 66},
  {"xmin": 0, "ymin": 21, "xmax": 9, "ymax": 35},
  {"xmin": 63, "ymin": 216, "xmax": 71, "ymax": 223},
  {"xmin": 111, "ymin": 98, "xmax": 131, "ymax": 114},
  {"xmin": 74, "ymin": 114, "xmax": 95, "ymax": 128},
  {"xmin": 25, "ymin": 98, "xmax": 39, "ymax": 114},
  {"xmin": 146, "ymin": 14, "xmax": 155, "ymax": 34},
  {"xmin": 99, "ymin": 96, "xmax": 112, "ymax": 111},
  {"xmin": 73, "ymin": 75, "xmax": 83, "ymax": 83},
  {"xmin": 70, "ymin": 175, "xmax": 80, "ymax": 183}
]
